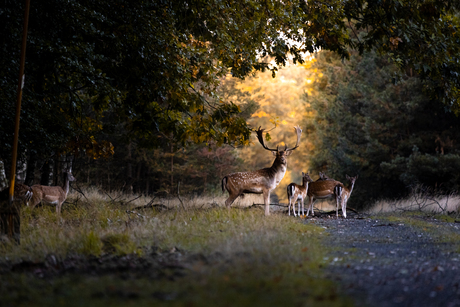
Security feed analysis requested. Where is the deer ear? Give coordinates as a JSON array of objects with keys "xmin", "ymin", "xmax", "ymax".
[
  {"xmin": 285, "ymin": 150, "xmax": 292, "ymax": 156},
  {"xmin": 272, "ymin": 151, "xmax": 277, "ymax": 156},
  {"xmin": 302, "ymin": 172, "xmax": 304, "ymax": 176},
  {"xmin": 346, "ymin": 174, "xmax": 350, "ymax": 180}
]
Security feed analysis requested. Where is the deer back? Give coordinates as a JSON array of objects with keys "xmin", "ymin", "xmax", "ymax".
[
  {"xmin": 0, "ymin": 183, "xmax": 32, "ymax": 204},
  {"xmin": 307, "ymin": 180, "xmax": 343, "ymax": 197},
  {"xmin": 30, "ymin": 184, "xmax": 66, "ymax": 207}
]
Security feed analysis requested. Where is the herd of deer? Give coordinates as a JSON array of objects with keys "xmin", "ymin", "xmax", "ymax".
[
  {"xmin": 4, "ymin": 126, "xmax": 354, "ymax": 218},
  {"xmin": 1, "ymin": 170, "xmax": 76, "ymax": 214},
  {"xmin": 222, "ymin": 126, "xmax": 358, "ymax": 218}
]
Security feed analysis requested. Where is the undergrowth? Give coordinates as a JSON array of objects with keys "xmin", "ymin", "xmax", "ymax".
[{"xmin": 0, "ymin": 189, "xmax": 352, "ymax": 307}]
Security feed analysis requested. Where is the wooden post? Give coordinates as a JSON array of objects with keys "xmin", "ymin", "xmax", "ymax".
[{"xmin": 1, "ymin": 0, "xmax": 31, "ymax": 243}]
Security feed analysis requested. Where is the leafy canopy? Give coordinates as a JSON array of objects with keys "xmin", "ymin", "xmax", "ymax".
[{"xmin": 1, "ymin": 0, "xmax": 460, "ymax": 165}]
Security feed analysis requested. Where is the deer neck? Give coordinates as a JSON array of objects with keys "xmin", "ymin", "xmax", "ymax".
[
  {"xmin": 62, "ymin": 174, "xmax": 70, "ymax": 196},
  {"xmin": 267, "ymin": 156, "xmax": 287, "ymax": 184},
  {"xmin": 346, "ymin": 181, "xmax": 355, "ymax": 195},
  {"xmin": 270, "ymin": 156, "xmax": 287, "ymax": 173}
]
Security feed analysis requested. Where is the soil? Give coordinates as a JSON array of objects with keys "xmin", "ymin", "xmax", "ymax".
[{"xmin": 309, "ymin": 212, "xmax": 460, "ymax": 307}]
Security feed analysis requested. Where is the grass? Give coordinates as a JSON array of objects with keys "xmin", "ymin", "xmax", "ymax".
[
  {"xmin": 366, "ymin": 186, "xmax": 460, "ymax": 215},
  {"xmin": 0, "ymin": 188, "xmax": 353, "ymax": 307}
]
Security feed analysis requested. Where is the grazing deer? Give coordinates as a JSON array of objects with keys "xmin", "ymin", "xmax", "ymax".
[
  {"xmin": 29, "ymin": 170, "xmax": 76, "ymax": 214},
  {"xmin": 0, "ymin": 183, "xmax": 33, "ymax": 205},
  {"xmin": 336, "ymin": 175, "xmax": 358, "ymax": 218},
  {"xmin": 287, "ymin": 172, "xmax": 313, "ymax": 217},
  {"xmin": 222, "ymin": 126, "xmax": 302, "ymax": 216}
]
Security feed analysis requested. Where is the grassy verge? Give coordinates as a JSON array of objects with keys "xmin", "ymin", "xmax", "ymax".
[{"xmin": 0, "ymin": 190, "xmax": 353, "ymax": 307}]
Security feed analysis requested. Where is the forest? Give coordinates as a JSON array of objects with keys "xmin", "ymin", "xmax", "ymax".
[
  {"xmin": 2, "ymin": 0, "xmax": 460, "ymax": 209},
  {"xmin": 4, "ymin": 1, "xmax": 460, "ymax": 306}
]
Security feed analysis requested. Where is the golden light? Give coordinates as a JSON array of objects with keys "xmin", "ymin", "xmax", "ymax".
[{"xmin": 251, "ymin": 110, "xmax": 269, "ymax": 118}]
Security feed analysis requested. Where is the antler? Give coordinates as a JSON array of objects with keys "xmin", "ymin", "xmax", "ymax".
[
  {"xmin": 285, "ymin": 125, "xmax": 302, "ymax": 151},
  {"xmin": 255, "ymin": 127, "xmax": 278, "ymax": 152}
]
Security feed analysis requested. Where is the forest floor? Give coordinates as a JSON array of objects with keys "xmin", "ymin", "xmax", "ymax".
[{"xmin": 1, "ymin": 201, "xmax": 460, "ymax": 306}]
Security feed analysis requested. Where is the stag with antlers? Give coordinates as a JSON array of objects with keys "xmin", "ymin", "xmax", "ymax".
[{"xmin": 222, "ymin": 126, "xmax": 302, "ymax": 216}]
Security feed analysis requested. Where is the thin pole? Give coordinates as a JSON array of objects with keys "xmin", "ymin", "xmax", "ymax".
[{"xmin": 8, "ymin": 0, "xmax": 31, "ymax": 206}]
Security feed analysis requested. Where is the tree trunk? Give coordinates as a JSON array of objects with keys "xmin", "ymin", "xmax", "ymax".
[
  {"xmin": 127, "ymin": 141, "xmax": 133, "ymax": 194},
  {"xmin": 170, "ymin": 142, "xmax": 174, "ymax": 194},
  {"xmin": 53, "ymin": 153, "xmax": 60, "ymax": 186},
  {"xmin": 40, "ymin": 160, "xmax": 51, "ymax": 186},
  {"xmin": 24, "ymin": 153, "xmax": 36, "ymax": 185},
  {"xmin": 145, "ymin": 166, "xmax": 149, "ymax": 195}
]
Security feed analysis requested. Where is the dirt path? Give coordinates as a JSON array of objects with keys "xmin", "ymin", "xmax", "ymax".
[{"xmin": 309, "ymin": 214, "xmax": 460, "ymax": 307}]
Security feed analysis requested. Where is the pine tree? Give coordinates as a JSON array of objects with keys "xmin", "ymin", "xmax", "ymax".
[{"xmin": 306, "ymin": 49, "xmax": 460, "ymax": 208}]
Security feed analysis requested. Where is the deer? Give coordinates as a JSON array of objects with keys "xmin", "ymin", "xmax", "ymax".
[
  {"xmin": 305, "ymin": 173, "xmax": 358, "ymax": 218},
  {"xmin": 304, "ymin": 174, "xmax": 343, "ymax": 218},
  {"xmin": 317, "ymin": 171, "xmax": 332, "ymax": 181},
  {"xmin": 287, "ymin": 172, "xmax": 313, "ymax": 217},
  {"xmin": 222, "ymin": 126, "xmax": 302, "ymax": 216},
  {"xmin": 336, "ymin": 175, "xmax": 358, "ymax": 218},
  {"xmin": 29, "ymin": 169, "xmax": 76, "ymax": 214},
  {"xmin": 0, "ymin": 183, "xmax": 33, "ymax": 205}
]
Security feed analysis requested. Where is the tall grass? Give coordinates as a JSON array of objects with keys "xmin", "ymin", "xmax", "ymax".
[
  {"xmin": 1, "ymin": 187, "xmax": 326, "ymax": 263},
  {"xmin": 0, "ymin": 188, "xmax": 353, "ymax": 306},
  {"xmin": 366, "ymin": 186, "xmax": 460, "ymax": 215}
]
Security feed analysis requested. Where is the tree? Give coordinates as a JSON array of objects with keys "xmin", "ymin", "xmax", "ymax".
[
  {"xmin": 343, "ymin": 1, "xmax": 460, "ymax": 114},
  {"xmin": 306, "ymin": 49, "xmax": 460, "ymax": 207},
  {"xmin": 2, "ymin": 0, "xmax": 460, "ymax": 192}
]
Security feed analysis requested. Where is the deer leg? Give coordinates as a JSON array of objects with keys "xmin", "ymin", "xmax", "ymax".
[
  {"xmin": 288, "ymin": 197, "xmax": 292, "ymax": 216},
  {"xmin": 292, "ymin": 193, "xmax": 298, "ymax": 217},
  {"xmin": 335, "ymin": 189, "xmax": 342, "ymax": 218},
  {"xmin": 341, "ymin": 195, "xmax": 347, "ymax": 218},
  {"xmin": 225, "ymin": 193, "xmax": 239, "ymax": 209},
  {"xmin": 300, "ymin": 197, "xmax": 305, "ymax": 217},
  {"xmin": 305, "ymin": 197, "xmax": 311, "ymax": 216},
  {"xmin": 263, "ymin": 190, "xmax": 270, "ymax": 216},
  {"xmin": 307, "ymin": 197, "xmax": 316, "ymax": 216},
  {"xmin": 292, "ymin": 197, "xmax": 297, "ymax": 217},
  {"xmin": 336, "ymin": 198, "xmax": 339, "ymax": 218}
]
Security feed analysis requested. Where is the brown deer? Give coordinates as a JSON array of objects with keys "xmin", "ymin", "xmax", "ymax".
[
  {"xmin": 336, "ymin": 175, "xmax": 358, "ymax": 218},
  {"xmin": 317, "ymin": 171, "xmax": 332, "ymax": 181},
  {"xmin": 305, "ymin": 174, "xmax": 343, "ymax": 218},
  {"xmin": 29, "ymin": 170, "xmax": 76, "ymax": 214},
  {"xmin": 222, "ymin": 126, "xmax": 302, "ymax": 216},
  {"xmin": 287, "ymin": 172, "xmax": 313, "ymax": 217},
  {"xmin": 0, "ymin": 183, "xmax": 33, "ymax": 205},
  {"xmin": 305, "ymin": 174, "xmax": 358, "ymax": 218}
]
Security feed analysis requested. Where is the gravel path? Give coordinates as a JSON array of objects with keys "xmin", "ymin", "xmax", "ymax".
[{"xmin": 308, "ymin": 214, "xmax": 460, "ymax": 307}]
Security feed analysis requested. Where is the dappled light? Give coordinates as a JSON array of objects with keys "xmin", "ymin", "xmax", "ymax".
[{"xmin": 222, "ymin": 62, "xmax": 318, "ymax": 203}]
